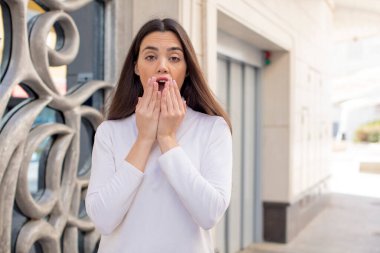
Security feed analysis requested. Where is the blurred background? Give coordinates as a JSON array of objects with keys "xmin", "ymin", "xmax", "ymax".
[{"xmin": 0, "ymin": 0, "xmax": 379, "ymax": 252}]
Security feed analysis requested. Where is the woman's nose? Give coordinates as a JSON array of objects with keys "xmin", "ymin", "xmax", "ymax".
[{"xmin": 157, "ymin": 59, "xmax": 168, "ymax": 73}]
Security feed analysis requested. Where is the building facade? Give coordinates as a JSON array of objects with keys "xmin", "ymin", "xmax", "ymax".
[{"xmin": 0, "ymin": 0, "xmax": 332, "ymax": 252}]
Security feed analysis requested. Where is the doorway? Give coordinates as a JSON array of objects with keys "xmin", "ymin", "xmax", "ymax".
[{"xmin": 215, "ymin": 54, "xmax": 262, "ymax": 253}]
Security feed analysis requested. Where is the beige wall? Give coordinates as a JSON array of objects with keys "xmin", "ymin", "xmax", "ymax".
[
  {"xmin": 213, "ymin": 0, "xmax": 332, "ymax": 203},
  {"xmin": 125, "ymin": 0, "xmax": 333, "ymax": 203},
  {"xmin": 193, "ymin": 0, "xmax": 332, "ymax": 203}
]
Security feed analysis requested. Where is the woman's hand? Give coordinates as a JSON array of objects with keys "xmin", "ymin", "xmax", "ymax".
[
  {"xmin": 126, "ymin": 77, "xmax": 161, "ymax": 172},
  {"xmin": 135, "ymin": 77, "xmax": 161, "ymax": 144},
  {"xmin": 157, "ymin": 79, "xmax": 186, "ymax": 153}
]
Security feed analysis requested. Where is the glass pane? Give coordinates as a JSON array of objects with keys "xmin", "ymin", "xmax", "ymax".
[
  {"xmin": 0, "ymin": 1, "xmax": 11, "ymax": 80},
  {"xmin": 29, "ymin": 242, "xmax": 43, "ymax": 253},
  {"xmin": 1, "ymin": 84, "xmax": 37, "ymax": 130},
  {"xmin": 29, "ymin": 107, "xmax": 64, "ymax": 198},
  {"xmin": 79, "ymin": 188, "xmax": 87, "ymax": 218},
  {"xmin": 0, "ymin": 5, "xmax": 3, "ymax": 73},
  {"xmin": 67, "ymin": 1, "xmax": 105, "ymax": 88},
  {"xmin": 78, "ymin": 230, "xmax": 85, "ymax": 252},
  {"xmin": 83, "ymin": 90, "xmax": 104, "ymax": 111},
  {"xmin": 32, "ymin": 107, "xmax": 64, "ymax": 127},
  {"xmin": 28, "ymin": 136, "xmax": 54, "ymax": 199},
  {"xmin": 11, "ymin": 206, "xmax": 29, "ymax": 252},
  {"xmin": 78, "ymin": 118, "xmax": 94, "ymax": 177}
]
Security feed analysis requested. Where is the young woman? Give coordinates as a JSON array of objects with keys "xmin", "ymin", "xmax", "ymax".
[{"xmin": 86, "ymin": 18, "xmax": 232, "ymax": 253}]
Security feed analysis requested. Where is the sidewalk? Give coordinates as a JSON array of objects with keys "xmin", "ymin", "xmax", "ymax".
[
  {"xmin": 243, "ymin": 143, "xmax": 380, "ymax": 253},
  {"xmin": 330, "ymin": 143, "xmax": 380, "ymax": 199},
  {"xmin": 246, "ymin": 193, "xmax": 380, "ymax": 253}
]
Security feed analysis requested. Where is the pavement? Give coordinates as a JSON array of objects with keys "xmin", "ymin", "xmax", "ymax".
[{"xmin": 242, "ymin": 143, "xmax": 380, "ymax": 253}]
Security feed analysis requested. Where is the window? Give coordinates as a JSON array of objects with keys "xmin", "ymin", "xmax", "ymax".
[{"xmin": 0, "ymin": 1, "xmax": 108, "ymax": 252}]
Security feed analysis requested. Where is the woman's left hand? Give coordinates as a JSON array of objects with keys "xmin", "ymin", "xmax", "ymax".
[{"xmin": 157, "ymin": 79, "xmax": 186, "ymax": 153}]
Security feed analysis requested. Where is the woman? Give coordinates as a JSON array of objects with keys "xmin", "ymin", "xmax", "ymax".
[{"xmin": 86, "ymin": 18, "xmax": 232, "ymax": 253}]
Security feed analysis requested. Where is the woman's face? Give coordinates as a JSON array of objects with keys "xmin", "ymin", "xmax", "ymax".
[{"xmin": 135, "ymin": 31, "xmax": 187, "ymax": 92}]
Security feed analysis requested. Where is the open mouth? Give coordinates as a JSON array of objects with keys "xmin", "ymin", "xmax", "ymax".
[{"xmin": 156, "ymin": 77, "xmax": 168, "ymax": 91}]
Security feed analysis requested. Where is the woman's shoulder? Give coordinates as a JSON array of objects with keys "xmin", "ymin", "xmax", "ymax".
[{"xmin": 188, "ymin": 108, "xmax": 229, "ymax": 132}]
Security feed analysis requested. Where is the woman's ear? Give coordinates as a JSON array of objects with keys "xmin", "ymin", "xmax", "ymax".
[{"xmin": 134, "ymin": 64, "xmax": 140, "ymax": 75}]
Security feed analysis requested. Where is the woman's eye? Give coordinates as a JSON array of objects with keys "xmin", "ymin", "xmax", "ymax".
[
  {"xmin": 145, "ymin": 55, "xmax": 156, "ymax": 61},
  {"xmin": 169, "ymin": 56, "xmax": 181, "ymax": 63}
]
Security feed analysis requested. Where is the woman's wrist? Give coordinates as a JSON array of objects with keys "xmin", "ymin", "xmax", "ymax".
[
  {"xmin": 157, "ymin": 135, "xmax": 178, "ymax": 153},
  {"xmin": 136, "ymin": 134, "xmax": 156, "ymax": 147},
  {"xmin": 125, "ymin": 135, "xmax": 155, "ymax": 172}
]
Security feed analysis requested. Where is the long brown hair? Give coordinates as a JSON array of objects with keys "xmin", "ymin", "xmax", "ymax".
[{"xmin": 107, "ymin": 18, "xmax": 231, "ymax": 131}]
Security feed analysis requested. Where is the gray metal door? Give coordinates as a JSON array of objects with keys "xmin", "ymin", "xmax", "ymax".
[{"xmin": 215, "ymin": 55, "xmax": 260, "ymax": 253}]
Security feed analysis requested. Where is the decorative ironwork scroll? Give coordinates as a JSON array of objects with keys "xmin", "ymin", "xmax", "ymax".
[{"xmin": 0, "ymin": 0, "xmax": 112, "ymax": 252}]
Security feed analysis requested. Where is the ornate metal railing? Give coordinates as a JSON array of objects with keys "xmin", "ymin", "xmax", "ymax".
[{"xmin": 0, "ymin": 1, "xmax": 112, "ymax": 252}]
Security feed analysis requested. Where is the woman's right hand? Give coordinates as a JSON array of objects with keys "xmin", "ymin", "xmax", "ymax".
[
  {"xmin": 135, "ymin": 77, "xmax": 161, "ymax": 143},
  {"xmin": 125, "ymin": 78, "xmax": 160, "ymax": 172}
]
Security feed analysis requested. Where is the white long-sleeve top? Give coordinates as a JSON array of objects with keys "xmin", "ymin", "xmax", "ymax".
[{"xmin": 85, "ymin": 107, "xmax": 232, "ymax": 253}]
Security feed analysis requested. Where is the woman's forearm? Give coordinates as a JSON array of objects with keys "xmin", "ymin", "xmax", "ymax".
[{"xmin": 126, "ymin": 136, "xmax": 155, "ymax": 172}]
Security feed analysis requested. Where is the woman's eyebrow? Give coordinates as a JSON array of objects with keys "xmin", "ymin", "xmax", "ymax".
[
  {"xmin": 142, "ymin": 46, "xmax": 158, "ymax": 52},
  {"xmin": 142, "ymin": 46, "xmax": 183, "ymax": 52},
  {"xmin": 167, "ymin": 47, "xmax": 183, "ymax": 52}
]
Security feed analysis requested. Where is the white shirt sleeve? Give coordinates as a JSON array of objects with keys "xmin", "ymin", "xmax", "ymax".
[
  {"xmin": 85, "ymin": 122, "xmax": 144, "ymax": 235},
  {"xmin": 158, "ymin": 117, "xmax": 232, "ymax": 230}
]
